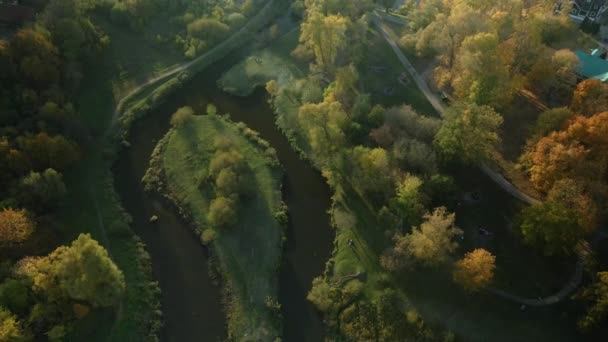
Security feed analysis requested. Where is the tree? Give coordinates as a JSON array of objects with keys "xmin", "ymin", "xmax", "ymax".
[
  {"xmin": 523, "ymin": 112, "xmax": 608, "ymax": 196},
  {"xmin": 578, "ymin": 271, "xmax": 608, "ymax": 331},
  {"xmin": 533, "ymin": 107, "xmax": 572, "ymax": 137},
  {"xmin": 0, "ymin": 279, "xmax": 31, "ymax": 315},
  {"xmin": 349, "ymin": 146, "xmax": 392, "ymax": 200},
  {"xmin": 547, "ymin": 178, "xmax": 597, "ymax": 234},
  {"xmin": 527, "ymin": 49, "xmax": 578, "ymax": 104},
  {"xmin": 434, "ymin": 102, "xmax": 503, "ymax": 163},
  {"xmin": 518, "ymin": 202, "xmax": 583, "ymax": 255},
  {"xmin": 298, "ymin": 100, "xmax": 348, "ymax": 161},
  {"xmin": 393, "ymin": 175, "xmax": 426, "ymax": 226},
  {"xmin": 0, "ymin": 307, "xmax": 28, "ymax": 341},
  {"xmin": 571, "ymin": 79, "xmax": 608, "ymax": 117},
  {"xmin": 15, "ymin": 234, "xmax": 125, "ymax": 307},
  {"xmin": 451, "ymin": 32, "xmax": 516, "ymax": 107},
  {"xmin": 208, "ymin": 196, "xmax": 238, "ymax": 229},
  {"xmin": 300, "ymin": 10, "xmax": 348, "ymax": 72},
  {"xmin": 187, "ymin": 18, "xmax": 230, "ymax": 45},
  {"xmin": 11, "ymin": 29, "xmax": 60, "ymax": 88},
  {"xmin": 19, "ymin": 168, "xmax": 67, "ymax": 212},
  {"xmin": 170, "ymin": 106, "xmax": 194, "ymax": 127},
  {"xmin": 0, "ymin": 209, "xmax": 34, "ymax": 247},
  {"xmin": 395, "ymin": 207, "xmax": 463, "ymax": 267},
  {"xmin": 453, "ymin": 249, "xmax": 496, "ymax": 291},
  {"xmin": 307, "ymin": 277, "xmax": 339, "ymax": 313},
  {"xmin": 18, "ymin": 133, "xmax": 80, "ymax": 171}
]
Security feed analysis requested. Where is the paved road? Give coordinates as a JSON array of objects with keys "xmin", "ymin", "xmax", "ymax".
[
  {"xmin": 372, "ymin": 13, "xmax": 588, "ymax": 306},
  {"xmin": 372, "ymin": 15, "xmax": 542, "ymax": 206}
]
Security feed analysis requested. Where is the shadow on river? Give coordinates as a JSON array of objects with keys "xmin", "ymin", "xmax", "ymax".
[{"xmin": 113, "ymin": 52, "xmax": 333, "ymax": 341}]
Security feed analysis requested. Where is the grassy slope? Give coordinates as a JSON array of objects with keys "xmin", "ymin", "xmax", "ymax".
[
  {"xmin": 62, "ymin": 1, "xmax": 287, "ymax": 339},
  {"xmin": 60, "ymin": 17, "xmax": 186, "ymax": 341},
  {"xmin": 219, "ymin": 25, "xmax": 581, "ymax": 342},
  {"xmin": 362, "ymin": 27, "xmax": 438, "ymax": 116},
  {"xmin": 218, "ymin": 28, "xmax": 305, "ymax": 96},
  {"xmin": 159, "ymin": 116, "xmax": 284, "ymax": 340}
]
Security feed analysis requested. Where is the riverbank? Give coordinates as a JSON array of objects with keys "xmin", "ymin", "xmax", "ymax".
[
  {"xmin": 143, "ymin": 114, "xmax": 285, "ymax": 340},
  {"xmin": 218, "ymin": 20, "xmax": 585, "ymax": 342},
  {"xmin": 60, "ymin": 1, "xmax": 289, "ymax": 340}
]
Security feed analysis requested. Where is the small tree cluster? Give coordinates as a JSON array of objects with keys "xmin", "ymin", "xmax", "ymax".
[
  {"xmin": 381, "ymin": 207, "xmax": 462, "ymax": 269},
  {"xmin": 206, "ymin": 137, "xmax": 252, "ymax": 230}
]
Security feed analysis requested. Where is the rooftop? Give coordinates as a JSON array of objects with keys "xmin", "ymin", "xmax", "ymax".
[{"xmin": 575, "ymin": 49, "xmax": 608, "ymax": 82}]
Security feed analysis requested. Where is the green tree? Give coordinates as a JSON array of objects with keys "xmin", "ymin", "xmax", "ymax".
[
  {"xmin": 0, "ymin": 279, "xmax": 31, "ymax": 315},
  {"xmin": 11, "ymin": 29, "xmax": 61, "ymax": 88},
  {"xmin": 17, "ymin": 133, "xmax": 80, "ymax": 171},
  {"xmin": 451, "ymin": 32, "xmax": 516, "ymax": 107},
  {"xmin": 518, "ymin": 202, "xmax": 583, "ymax": 255},
  {"xmin": 533, "ymin": 107, "xmax": 572, "ymax": 137},
  {"xmin": 300, "ymin": 10, "xmax": 348, "ymax": 72},
  {"xmin": 349, "ymin": 146, "xmax": 392, "ymax": 200},
  {"xmin": 0, "ymin": 307, "xmax": 28, "ymax": 341},
  {"xmin": 434, "ymin": 102, "xmax": 503, "ymax": 163},
  {"xmin": 16, "ymin": 234, "xmax": 125, "ymax": 307},
  {"xmin": 187, "ymin": 18, "xmax": 230, "ymax": 45},
  {"xmin": 393, "ymin": 174, "xmax": 426, "ymax": 226},
  {"xmin": 396, "ymin": 207, "xmax": 462, "ymax": 267},
  {"xmin": 578, "ymin": 271, "xmax": 608, "ymax": 331},
  {"xmin": 307, "ymin": 277, "xmax": 339, "ymax": 313},
  {"xmin": 19, "ymin": 168, "xmax": 67, "ymax": 212},
  {"xmin": 298, "ymin": 100, "xmax": 348, "ymax": 162}
]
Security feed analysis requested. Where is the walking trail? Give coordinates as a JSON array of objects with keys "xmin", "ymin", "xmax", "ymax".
[{"xmin": 372, "ymin": 13, "xmax": 587, "ymax": 306}]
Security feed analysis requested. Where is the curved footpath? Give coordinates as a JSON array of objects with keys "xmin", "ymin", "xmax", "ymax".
[
  {"xmin": 107, "ymin": 0, "xmax": 284, "ymax": 134},
  {"xmin": 372, "ymin": 13, "xmax": 589, "ymax": 306}
]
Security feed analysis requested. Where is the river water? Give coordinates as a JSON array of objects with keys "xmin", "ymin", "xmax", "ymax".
[{"xmin": 113, "ymin": 56, "xmax": 333, "ymax": 341}]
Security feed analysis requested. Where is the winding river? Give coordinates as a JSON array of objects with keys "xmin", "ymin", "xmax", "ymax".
[{"xmin": 113, "ymin": 54, "xmax": 333, "ymax": 341}]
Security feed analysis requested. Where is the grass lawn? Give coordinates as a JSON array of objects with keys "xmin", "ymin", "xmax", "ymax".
[
  {"xmin": 361, "ymin": 27, "xmax": 438, "ymax": 116},
  {"xmin": 218, "ymin": 28, "xmax": 305, "ymax": 96},
  {"xmin": 157, "ymin": 115, "xmax": 284, "ymax": 341}
]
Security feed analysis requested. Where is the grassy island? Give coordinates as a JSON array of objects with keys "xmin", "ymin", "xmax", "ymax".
[{"xmin": 144, "ymin": 109, "xmax": 285, "ymax": 340}]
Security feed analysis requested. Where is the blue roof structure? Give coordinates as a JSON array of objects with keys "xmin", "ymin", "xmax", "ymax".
[{"xmin": 575, "ymin": 50, "xmax": 608, "ymax": 82}]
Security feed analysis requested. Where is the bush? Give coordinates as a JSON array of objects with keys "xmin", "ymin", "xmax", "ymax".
[
  {"xmin": 187, "ymin": 18, "xmax": 230, "ymax": 45},
  {"xmin": 170, "ymin": 106, "xmax": 195, "ymax": 127},
  {"xmin": 201, "ymin": 229, "xmax": 217, "ymax": 243},
  {"xmin": 0, "ymin": 279, "xmax": 32, "ymax": 315},
  {"xmin": 208, "ymin": 196, "xmax": 238, "ymax": 229},
  {"xmin": 226, "ymin": 13, "xmax": 246, "ymax": 29}
]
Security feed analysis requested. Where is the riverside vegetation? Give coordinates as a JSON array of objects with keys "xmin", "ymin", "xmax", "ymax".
[{"xmin": 143, "ymin": 107, "xmax": 286, "ymax": 341}]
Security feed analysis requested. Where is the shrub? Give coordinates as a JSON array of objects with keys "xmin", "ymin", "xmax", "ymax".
[
  {"xmin": 170, "ymin": 106, "xmax": 195, "ymax": 127},
  {"xmin": 208, "ymin": 196, "xmax": 238, "ymax": 229}
]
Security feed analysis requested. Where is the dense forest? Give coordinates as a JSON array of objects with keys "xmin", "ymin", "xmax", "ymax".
[{"xmin": 1, "ymin": 0, "xmax": 608, "ymax": 340}]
